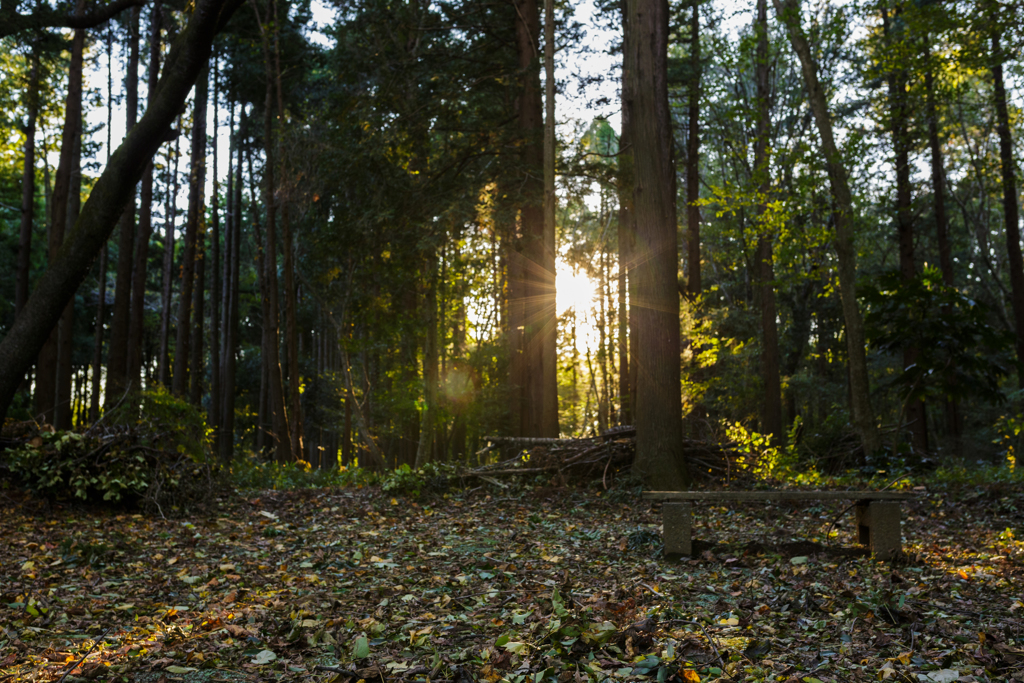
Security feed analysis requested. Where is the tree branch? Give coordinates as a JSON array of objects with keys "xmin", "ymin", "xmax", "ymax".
[{"xmin": 0, "ymin": 0, "xmax": 146, "ymax": 38}]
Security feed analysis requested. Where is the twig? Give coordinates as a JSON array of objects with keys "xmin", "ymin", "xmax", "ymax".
[
  {"xmin": 84, "ymin": 382, "xmax": 132, "ymax": 436},
  {"xmin": 56, "ymin": 627, "xmax": 111, "ymax": 683},
  {"xmin": 314, "ymin": 664, "xmax": 358, "ymax": 675},
  {"xmin": 692, "ymin": 619, "xmax": 726, "ymax": 671}
]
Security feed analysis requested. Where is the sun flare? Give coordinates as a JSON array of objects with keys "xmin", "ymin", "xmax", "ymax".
[{"xmin": 556, "ymin": 260, "xmax": 598, "ymax": 315}]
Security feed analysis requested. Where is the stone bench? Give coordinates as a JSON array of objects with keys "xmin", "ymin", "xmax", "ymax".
[{"xmin": 643, "ymin": 490, "xmax": 920, "ymax": 560}]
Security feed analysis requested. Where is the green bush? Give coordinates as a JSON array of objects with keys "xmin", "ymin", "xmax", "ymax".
[
  {"xmin": 1, "ymin": 388, "xmax": 221, "ymax": 514},
  {"xmin": 228, "ymin": 456, "xmax": 378, "ymax": 491}
]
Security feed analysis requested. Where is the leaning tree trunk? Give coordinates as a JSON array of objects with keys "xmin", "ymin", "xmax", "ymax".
[
  {"xmin": 773, "ymin": 0, "xmax": 880, "ymax": 454},
  {"xmin": 106, "ymin": 4, "xmax": 141, "ymax": 407},
  {"xmin": 627, "ymin": 0, "xmax": 689, "ymax": 489},
  {"xmin": 0, "ymin": 0, "xmax": 243, "ymax": 423}
]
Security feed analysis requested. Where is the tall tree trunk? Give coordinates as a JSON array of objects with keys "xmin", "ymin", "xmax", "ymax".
[
  {"xmin": 754, "ymin": 0, "xmax": 782, "ymax": 440},
  {"xmin": 0, "ymin": 0, "xmax": 243, "ymax": 423},
  {"xmin": 37, "ymin": 2, "xmax": 85, "ymax": 425},
  {"xmin": 511, "ymin": 0, "xmax": 557, "ymax": 438},
  {"xmin": 16, "ymin": 46, "xmax": 40, "ymax": 320},
  {"xmin": 254, "ymin": 0, "xmax": 290, "ymax": 461},
  {"xmin": 923, "ymin": 57, "xmax": 959, "ymax": 444},
  {"xmin": 90, "ymin": 30, "xmax": 115, "ymax": 422},
  {"xmin": 209, "ymin": 60, "xmax": 222, "ymax": 451},
  {"xmin": 273, "ymin": 11, "xmax": 303, "ymax": 459},
  {"xmin": 618, "ymin": 0, "xmax": 636, "ymax": 425},
  {"xmin": 127, "ymin": 0, "xmax": 162, "ymax": 388},
  {"xmin": 883, "ymin": 6, "xmax": 927, "ymax": 453},
  {"xmin": 991, "ymin": 30, "xmax": 1024, "ymax": 389},
  {"xmin": 107, "ymin": 5, "xmax": 141, "ymax": 405},
  {"xmin": 221, "ymin": 105, "xmax": 242, "ymax": 460},
  {"xmin": 173, "ymin": 66, "xmax": 208, "ymax": 397},
  {"xmin": 541, "ymin": 0, "xmax": 558, "ymax": 437},
  {"xmin": 685, "ymin": 0, "xmax": 701, "ymax": 298},
  {"xmin": 158, "ymin": 124, "xmax": 180, "ymax": 386},
  {"xmin": 627, "ymin": 0, "xmax": 689, "ymax": 488},
  {"xmin": 57, "ymin": 79, "xmax": 83, "ymax": 430},
  {"xmin": 773, "ymin": 0, "xmax": 881, "ymax": 454}
]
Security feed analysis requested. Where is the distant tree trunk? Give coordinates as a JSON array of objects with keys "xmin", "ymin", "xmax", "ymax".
[
  {"xmin": 37, "ymin": 3, "xmax": 85, "ymax": 425},
  {"xmin": 16, "ymin": 46, "xmax": 40, "ymax": 320},
  {"xmin": 158, "ymin": 124, "xmax": 180, "ymax": 386},
  {"xmin": 991, "ymin": 30, "xmax": 1024, "ymax": 389},
  {"xmin": 209, "ymin": 61, "xmax": 222, "ymax": 451},
  {"xmin": 127, "ymin": 0, "xmax": 162, "ymax": 388},
  {"xmin": 882, "ymin": 6, "xmax": 927, "ymax": 454},
  {"xmin": 0, "ymin": 0, "xmax": 243, "ymax": 424},
  {"xmin": 273, "ymin": 11, "xmax": 302, "ymax": 459},
  {"xmin": 415, "ymin": 252, "xmax": 438, "ymax": 468},
  {"xmin": 189, "ymin": 214, "xmax": 205, "ymax": 405},
  {"xmin": 618, "ymin": 0, "xmax": 636, "ymax": 425},
  {"xmin": 254, "ymin": 0, "xmax": 290, "ymax": 461},
  {"xmin": 57, "ymin": 78, "xmax": 83, "ymax": 431},
  {"xmin": 221, "ymin": 105, "xmax": 242, "ymax": 460},
  {"xmin": 774, "ymin": 0, "xmax": 881, "ymax": 454},
  {"xmin": 90, "ymin": 30, "xmax": 115, "ymax": 422},
  {"xmin": 754, "ymin": 0, "xmax": 782, "ymax": 440},
  {"xmin": 685, "ymin": 0, "xmax": 701, "ymax": 299},
  {"xmin": 173, "ymin": 66, "xmax": 208, "ymax": 397},
  {"xmin": 106, "ymin": 4, "xmax": 141, "ymax": 406},
  {"xmin": 627, "ymin": 0, "xmax": 689, "ymax": 489}
]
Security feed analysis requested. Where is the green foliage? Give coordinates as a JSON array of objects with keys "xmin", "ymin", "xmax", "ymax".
[
  {"xmin": 229, "ymin": 457, "xmax": 378, "ymax": 491},
  {"xmin": 862, "ymin": 267, "xmax": 1014, "ymax": 406},
  {"xmin": 1, "ymin": 389, "xmax": 221, "ymax": 512},
  {"xmin": 380, "ymin": 462, "xmax": 455, "ymax": 498}
]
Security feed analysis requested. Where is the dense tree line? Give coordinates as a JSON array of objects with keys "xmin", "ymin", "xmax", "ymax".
[{"xmin": 0, "ymin": 0, "xmax": 1021, "ymax": 482}]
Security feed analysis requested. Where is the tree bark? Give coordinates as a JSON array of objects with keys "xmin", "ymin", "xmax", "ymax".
[
  {"xmin": 173, "ymin": 66, "xmax": 208, "ymax": 397},
  {"xmin": 415, "ymin": 253, "xmax": 439, "ymax": 468},
  {"xmin": 210, "ymin": 58, "xmax": 222, "ymax": 451},
  {"xmin": 0, "ymin": 0, "xmax": 242, "ymax": 423},
  {"xmin": 158, "ymin": 124, "xmax": 180, "ymax": 386},
  {"xmin": 773, "ymin": 0, "xmax": 880, "ymax": 454},
  {"xmin": 107, "ymin": 4, "xmax": 141, "ymax": 405},
  {"xmin": 991, "ymin": 31, "xmax": 1024, "ymax": 389},
  {"xmin": 221, "ymin": 105, "xmax": 242, "ymax": 459},
  {"xmin": 685, "ymin": 0, "xmax": 701, "ymax": 299},
  {"xmin": 627, "ymin": 0, "xmax": 689, "ymax": 489},
  {"xmin": 37, "ymin": 2, "xmax": 85, "ymax": 426},
  {"xmin": 16, "ymin": 46, "xmax": 40, "ymax": 320},
  {"xmin": 618, "ymin": 0, "xmax": 636, "ymax": 425},
  {"xmin": 511, "ymin": 0, "xmax": 558, "ymax": 438},
  {"xmin": 127, "ymin": 0, "xmax": 162, "ymax": 388},
  {"xmin": 189, "ymin": 211, "xmax": 206, "ymax": 404},
  {"xmin": 754, "ymin": 0, "xmax": 782, "ymax": 440},
  {"xmin": 541, "ymin": 0, "xmax": 558, "ymax": 437}
]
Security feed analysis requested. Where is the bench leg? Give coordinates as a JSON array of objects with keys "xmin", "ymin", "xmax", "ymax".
[
  {"xmin": 663, "ymin": 502, "xmax": 692, "ymax": 557},
  {"xmin": 855, "ymin": 502, "xmax": 901, "ymax": 560}
]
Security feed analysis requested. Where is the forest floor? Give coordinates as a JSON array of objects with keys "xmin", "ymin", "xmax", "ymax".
[{"xmin": 1, "ymin": 480, "xmax": 1022, "ymax": 683}]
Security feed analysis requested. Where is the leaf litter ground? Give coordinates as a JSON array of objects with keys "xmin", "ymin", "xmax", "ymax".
[{"xmin": 1, "ymin": 484, "xmax": 1023, "ymax": 683}]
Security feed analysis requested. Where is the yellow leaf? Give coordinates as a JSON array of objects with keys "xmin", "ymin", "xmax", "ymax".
[{"xmin": 682, "ymin": 670, "xmax": 701, "ymax": 682}]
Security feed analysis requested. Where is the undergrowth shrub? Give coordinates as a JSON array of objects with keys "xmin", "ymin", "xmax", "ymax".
[
  {"xmin": 1, "ymin": 387, "xmax": 221, "ymax": 515},
  {"xmin": 229, "ymin": 456, "xmax": 378, "ymax": 490}
]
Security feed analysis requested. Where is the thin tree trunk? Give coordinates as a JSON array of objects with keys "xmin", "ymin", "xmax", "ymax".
[
  {"xmin": 37, "ymin": 1, "xmax": 85, "ymax": 425},
  {"xmin": 755, "ymin": 0, "xmax": 782, "ymax": 440},
  {"xmin": 415, "ymin": 252, "xmax": 438, "ymax": 468},
  {"xmin": 189, "ymin": 214, "xmax": 205, "ymax": 404},
  {"xmin": 541, "ymin": 0, "xmax": 558, "ymax": 438},
  {"xmin": 222, "ymin": 106, "xmax": 242, "ymax": 460},
  {"xmin": 173, "ymin": 66, "xmax": 208, "ymax": 397},
  {"xmin": 773, "ymin": 0, "xmax": 880, "ymax": 454},
  {"xmin": 685, "ymin": 0, "xmax": 701, "ymax": 298},
  {"xmin": 127, "ymin": 0, "xmax": 162, "ymax": 389},
  {"xmin": 158, "ymin": 123, "xmax": 180, "ymax": 386},
  {"xmin": 991, "ymin": 30, "xmax": 1024, "ymax": 389},
  {"xmin": 107, "ymin": 4, "xmax": 141, "ymax": 405},
  {"xmin": 57, "ymin": 80, "xmax": 83, "ymax": 431},
  {"xmin": 16, "ymin": 46, "xmax": 40, "ymax": 320},
  {"xmin": 883, "ymin": 6, "xmax": 927, "ymax": 453},
  {"xmin": 618, "ymin": 0, "xmax": 635, "ymax": 425},
  {"xmin": 627, "ymin": 0, "xmax": 689, "ymax": 488},
  {"xmin": 210, "ymin": 60, "xmax": 222, "ymax": 451}
]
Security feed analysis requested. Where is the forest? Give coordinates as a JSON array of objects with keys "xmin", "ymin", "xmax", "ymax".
[{"xmin": 1, "ymin": 0, "xmax": 1024, "ymax": 680}]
